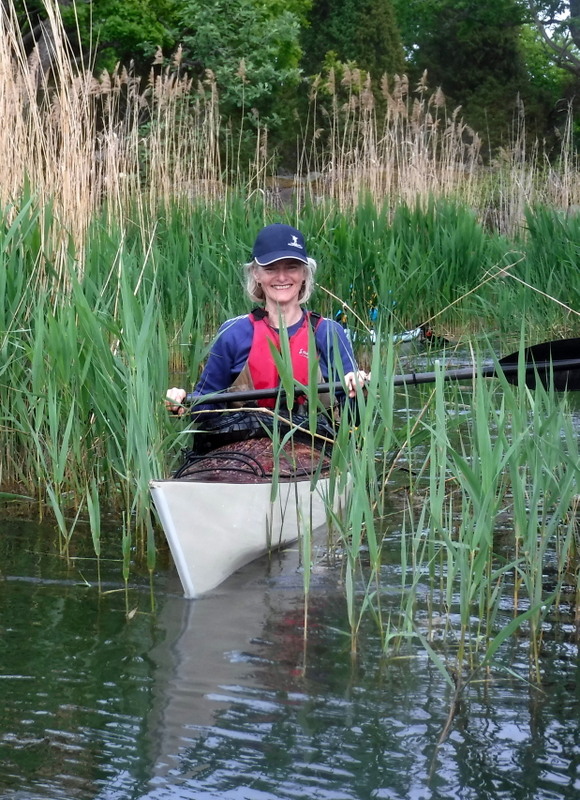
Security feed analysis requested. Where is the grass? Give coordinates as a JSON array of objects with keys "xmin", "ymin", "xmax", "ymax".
[{"xmin": 2, "ymin": 197, "xmax": 580, "ymax": 574}]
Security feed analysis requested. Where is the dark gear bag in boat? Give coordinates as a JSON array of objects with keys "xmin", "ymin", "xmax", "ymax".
[
  {"xmin": 191, "ymin": 408, "xmax": 336, "ymax": 454},
  {"xmin": 188, "ymin": 410, "xmax": 270, "ymax": 455}
]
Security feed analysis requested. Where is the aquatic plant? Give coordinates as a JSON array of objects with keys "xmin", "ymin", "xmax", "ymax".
[
  {"xmin": 0, "ymin": 0, "xmax": 579, "ymax": 695},
  {"xmin": 337, "ymin": 344, "xmax": 580, "ymax": 689},
  {"xmin": 0, "ymin": 0, "xmax": 577, "ymax": 289}
]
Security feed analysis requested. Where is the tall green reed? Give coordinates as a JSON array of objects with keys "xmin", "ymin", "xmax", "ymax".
[
  {"xmin": 380, "ymin": 354, "xmax": 580, "ymax": 683},
  {"xmin": 327, "ymin": 334, "xmax": 403, "ymax": 653},
  {"xmin": 310, "ymin": 320, "xmax": 580, "ymax": 692}
]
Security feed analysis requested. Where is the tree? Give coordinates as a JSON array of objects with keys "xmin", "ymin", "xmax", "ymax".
[
  {"xmin": 69, "ymin": 0, "xmax": 179, "ymax": 72},
  {"xmin": 526, "ymin": 1, "xmax": 580, "ymax": 77},
  {"xmin": 394, "ymin": 0, "xmax": 527, "ymax": 93},
  {"xmin": 301, "ymin": 0, "xmax": 405, "ymax": 78},
  {"xmin": 5, "ymin": 0, "xmax": 179, "ymax": 73},
  {"xmin": 178, "ymin": 0, "xmax": 304, "ymax": 136},
  {"xmin": 391, "ymin": 0, "xmax": 566, "ymax": 151}
]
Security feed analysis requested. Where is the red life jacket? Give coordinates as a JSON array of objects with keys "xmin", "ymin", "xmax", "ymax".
[{"xmin": 247, "ymin": 309, "xmax": 322, "ymax": 408}]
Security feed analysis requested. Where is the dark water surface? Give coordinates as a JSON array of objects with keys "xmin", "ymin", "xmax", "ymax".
[{"xmin": 1, "ymin": 519, "xmax": 579, "ymax": 800}]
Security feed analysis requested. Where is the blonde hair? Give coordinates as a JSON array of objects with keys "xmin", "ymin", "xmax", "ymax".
[{"xmin": 244, "ymin": 257, "xmax": 318, "ymax": 304}]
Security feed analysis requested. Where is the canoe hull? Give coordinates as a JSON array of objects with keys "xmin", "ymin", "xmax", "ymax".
[{"xmin": 150, "ymin": 475, "xmax": 337, "ymax": 599}]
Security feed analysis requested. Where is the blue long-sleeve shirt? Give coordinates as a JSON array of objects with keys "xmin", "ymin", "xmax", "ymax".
[{"xmin": 192, "ymin": 311, "xmax": 357, "ymax": 409}]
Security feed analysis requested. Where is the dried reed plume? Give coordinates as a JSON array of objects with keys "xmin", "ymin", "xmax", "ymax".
[
  {"xmin": 0, "ymin": 0, "xmax": 229, "ymax": 284},
  {"xmin": 0, "ymin": 0, "xmax": 578, "ymax": 286}
]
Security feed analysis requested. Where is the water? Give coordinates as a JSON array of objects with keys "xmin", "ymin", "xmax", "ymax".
[{"xmin": 1, "ymin": 518, "xmax": 579, "ymax": 800}]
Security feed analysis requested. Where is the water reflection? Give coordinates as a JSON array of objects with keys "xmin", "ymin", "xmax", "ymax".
[
  {"xmin": 0, "ymin": 521, "xmax": 579, "ymax": 800},
  {"xmin": 143, "ymin": 554, "xmax": 580, "ymax": 800},
  {"xmin": 0, "ymin": 522, "xmax": 157, "ymax": 799}
]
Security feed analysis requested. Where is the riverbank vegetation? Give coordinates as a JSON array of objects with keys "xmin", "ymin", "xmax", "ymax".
[
  {"xmin": 8, "ymin": 0, "xmax": 580, "ymax": 160},
  {"xmin": 2, "ymin": 194, "xmax": 579, "ymax": 677},
  {"xmin": 1, "ymin": 1, "xmax": 579, "ymax": 693}
]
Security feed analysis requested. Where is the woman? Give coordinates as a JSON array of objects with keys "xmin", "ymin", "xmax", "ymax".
[{"xmin": 166, "ymin": 223, "xmax": 367, "ymax": 423}]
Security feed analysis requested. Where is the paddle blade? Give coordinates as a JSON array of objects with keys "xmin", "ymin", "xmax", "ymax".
[{"xmin": 499, "ymin": 338, "xmax": 580, "ymax": 391}]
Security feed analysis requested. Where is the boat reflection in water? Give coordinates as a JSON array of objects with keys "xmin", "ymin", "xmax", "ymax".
[
  {"xmin": 146, "ymin": 539, "xmax": 328, "ymax": 795},
  {"xmin": 143, "ymin": 536, "xmax": 580, "ymax": 800}
]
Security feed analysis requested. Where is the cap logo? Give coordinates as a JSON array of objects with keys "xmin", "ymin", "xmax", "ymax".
[{"xmin": 288, "ymin": 236, "xmax": 303, "ymax": 249}]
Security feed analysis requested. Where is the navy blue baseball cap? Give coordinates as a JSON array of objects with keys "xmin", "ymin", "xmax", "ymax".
[{"xmin": 252, "ymin": 223, "xmax": 309, "ymax": 265}]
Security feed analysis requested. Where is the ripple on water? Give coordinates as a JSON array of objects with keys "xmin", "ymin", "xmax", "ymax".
[{"xmin": 1, "ymin": 521, "xmax": 579, "ymax": 800}]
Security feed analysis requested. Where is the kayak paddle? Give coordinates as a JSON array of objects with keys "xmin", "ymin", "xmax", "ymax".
[{"xmin": 185, "ymin": 337, "xmax": 580, "ymax": 406}]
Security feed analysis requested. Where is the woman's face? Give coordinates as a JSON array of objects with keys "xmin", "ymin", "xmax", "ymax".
[{"xmin": 254, "ymin": 259, "xmax": 306, "ymax": 307}]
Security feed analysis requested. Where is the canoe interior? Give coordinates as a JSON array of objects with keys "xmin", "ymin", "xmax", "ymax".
[{"xmin": 172, "ymin": 436, "xmax": 332, "ymax": 484}]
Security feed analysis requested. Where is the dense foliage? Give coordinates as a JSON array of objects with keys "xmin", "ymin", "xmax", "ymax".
[
  {"xmin": 300, "ymin": 0, "xmax": 405, "ymax": 78},
  {"xmin": 6, "ymin": 0, "xmax": 580, "ymax": 158},
  {"xmin": 392, "ymin": 0, "xmax": 578, "ymax": 149},
  {"xmin": 177, "ymin": 0, "xmax": 304, "ymax": 138},
  {"xmin": 8, "ymin": 0, "xmax": 179, "ymax": 72}
]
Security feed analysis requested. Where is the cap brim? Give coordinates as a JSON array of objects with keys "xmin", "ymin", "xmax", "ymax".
[{"xmin": 254, "ymin": 251, "xmax": 309, "ymax": 266}]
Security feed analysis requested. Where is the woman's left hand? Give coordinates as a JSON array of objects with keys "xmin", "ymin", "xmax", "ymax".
[{"xmin": 344, "ymin": 370, "xmax": 369, "ymax": 398}]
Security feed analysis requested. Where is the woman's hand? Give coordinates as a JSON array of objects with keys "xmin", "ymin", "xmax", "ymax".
[
  {"xmin": 344, "ymin": 371, "xmax": 369, "ymax": 398},
  {"xmin": 166, "ymin": 387, "xmax": 187, "ymax": 415}
]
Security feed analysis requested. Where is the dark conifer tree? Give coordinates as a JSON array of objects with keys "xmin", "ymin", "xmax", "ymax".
[
  {"xmin": 392, "ymin": 0, "xmax": 560, "ymax": 152},
  {"xmin": 301, "ymin": 0, "xmax": 405, "ymax": 77}
]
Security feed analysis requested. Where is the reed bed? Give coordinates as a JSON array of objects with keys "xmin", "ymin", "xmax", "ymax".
[
  {"xmin": 0, "ymin": 0, "xmax": 579, "ymax": 694},
  {"xmin": 2, "ymin": 199, "xmax": 580, "ymax": 521},
  {"xmin": 2, "ymin": 197, "xmax": 579, "ymax": 631},
  {"xmin": 0, "ymin": 0, "xmax": 578, "ymax": 289},
  {"xmin": 329, "ymin": 352, "xmax": 580, "ymax": 686}
]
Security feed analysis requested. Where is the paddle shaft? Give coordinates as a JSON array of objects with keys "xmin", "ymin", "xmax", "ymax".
[
  {"xmin": 184, "ymin": 355, "xmax": 580, "ymax": 406},
  {"xmin": 392, "ymin": 357, "xmax": 580, "ymax": 387}
]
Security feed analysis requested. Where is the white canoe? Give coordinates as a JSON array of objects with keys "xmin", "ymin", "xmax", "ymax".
[{"xmin": 150, "ymin": 436, "xmax": 344, "ymax": 599}]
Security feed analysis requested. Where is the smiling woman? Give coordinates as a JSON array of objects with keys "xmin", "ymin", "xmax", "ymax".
[{"xmin": 166, "ymin": 222, "xmax": 368, "ymax": 422}]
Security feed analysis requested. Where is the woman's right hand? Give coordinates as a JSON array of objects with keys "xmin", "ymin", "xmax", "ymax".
[
  {"xmin": 166, "ymin": 387, "xmax": 187, "ymax": 415},
  {"xmin": 344, "ymin": 370, "xmax": 369, "ymax": 398}
]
